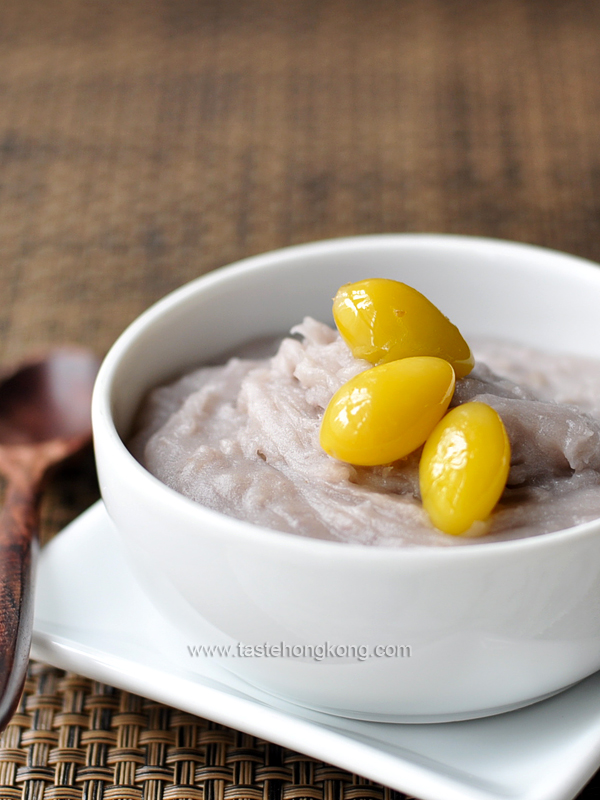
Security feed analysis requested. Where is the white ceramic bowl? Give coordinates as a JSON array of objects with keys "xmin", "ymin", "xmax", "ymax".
[{"xmin": 92, "ymin": 234, "xmax": 600, "ymax": 722}]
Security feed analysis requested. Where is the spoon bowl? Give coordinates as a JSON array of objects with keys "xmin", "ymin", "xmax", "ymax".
[{"xmin": 0, "ymin": 347, "xmax": 100, "ymax": 729}]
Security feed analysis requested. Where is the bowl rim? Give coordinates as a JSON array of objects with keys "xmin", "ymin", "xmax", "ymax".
[{"xmin": 92, "ymin": 232, "xmax": 600, "ymax": 561}]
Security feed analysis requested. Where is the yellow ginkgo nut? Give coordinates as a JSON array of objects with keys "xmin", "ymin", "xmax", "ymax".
[
  {"xmin": 333, "ymin": 278, "xmax": 474, "ymax": 378},
  {"xmin": 419, "ymin": 402, "xmax": 511, "ymax": 536},
  {"xmin": 320, "ymin": 357, "xmax": 456, "ymax": 466}
]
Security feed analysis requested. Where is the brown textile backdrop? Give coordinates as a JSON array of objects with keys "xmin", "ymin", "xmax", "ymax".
[{"xmin": 1, "ymin": 0, "xmax": 600, "ymax": 797}]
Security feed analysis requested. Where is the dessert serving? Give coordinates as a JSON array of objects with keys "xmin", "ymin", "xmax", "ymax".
[
  {"xmin": 92, "ymin": 235, "xmax": 600, "ymax": 721},
  {"xmin": 130, "ymin": 279, "xmax": 600, "ymax": 546}
]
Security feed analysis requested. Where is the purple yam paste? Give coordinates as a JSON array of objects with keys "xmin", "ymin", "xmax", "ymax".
[{"xmin": 130, "ymin": 318, "xmax": 600, "ymax": 546}]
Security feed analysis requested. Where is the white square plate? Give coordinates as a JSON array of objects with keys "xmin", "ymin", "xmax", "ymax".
[{"xmin": 32, "ymin": 502, "xmax": 600, "ymax": 800}]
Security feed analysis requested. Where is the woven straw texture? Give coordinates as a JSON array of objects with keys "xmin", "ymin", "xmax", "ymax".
[
  {"xmin": 0, "ymin": 663, "xmax": 405, "ymax": 800},
  {"xmin": 2, "ymin": 0, "xmax": 600, "ymax": 796}
]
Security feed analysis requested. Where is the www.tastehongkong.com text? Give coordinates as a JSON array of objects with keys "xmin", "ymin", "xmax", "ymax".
[{"xmin": 187, "ymin": 642, "xmax": 411, "ymax": 662}]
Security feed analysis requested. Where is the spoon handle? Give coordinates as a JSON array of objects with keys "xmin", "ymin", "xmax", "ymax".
[{"xmin": 0, "ymin": 479, "xmax": 40, "ymax": 730}]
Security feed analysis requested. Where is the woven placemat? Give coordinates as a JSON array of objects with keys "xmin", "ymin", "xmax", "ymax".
[{"xmin": 0, "ymin": 663, "xmax": 406, "ymax": 800}]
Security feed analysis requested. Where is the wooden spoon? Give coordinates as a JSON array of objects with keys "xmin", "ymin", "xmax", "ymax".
[{"xmin": 0, "ymin": 348, "xmax": 100, "ymax": 730}]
